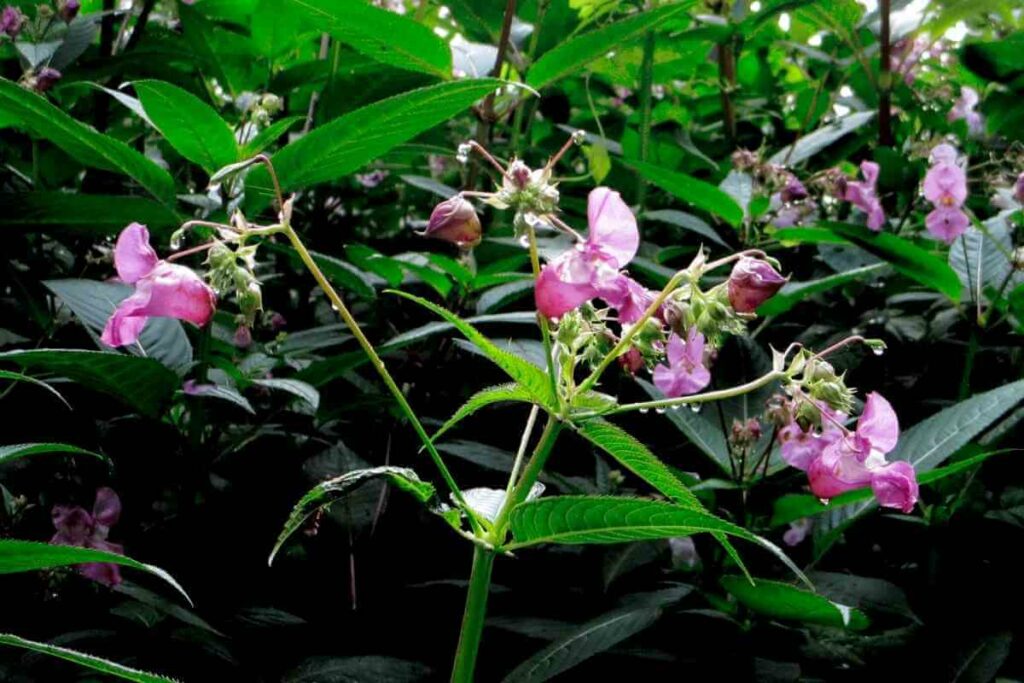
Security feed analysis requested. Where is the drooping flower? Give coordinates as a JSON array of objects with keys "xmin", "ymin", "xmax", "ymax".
[
  {"xmin": 652, "ymin": 328, "xmax": 711, "ymax": 398},
  {"xmin": 839, "ymin": 161, "xmax": 886, "ymax": 231},
  {"xmin": 727, "ymin": 257, "xmax": 787, "ymax": 313},
  {"xmin": 422, "ymin": 195, "xmax": 482, "ymax": 248},
  {"xmin": 923, "ymin": 162, "xmax": 968, "ymax": 208},
  {"xmin": 1, "ymin": 5, "xmax": 24, "ymax": 37},
  {"xmin": 50, "ymin": 487, "xmax": 124, "ymax": 586},
  {"xmin": 925, "ymin": 207, "xmax": 970, "ymax": 243},
  {"xmin": 777, "ymin": 401, "xmax": 845, "ymax": 471},
  {"xmin": 948, "ymin": 86, "xmax": 984, "ymax": 137},
  {"xmin": 780, "ymin": 176, "xmax": 808, "ymax": 203},
  {"xmin": 806, "ymin": 392, "xmax": 918, "ymax": 513},
  {"xmin": 534, "ymin": 187, "xmax": 639, "ymax": 319},
  {"xmin": 922, "ymin": 144, "xmax": 970, "ymax": 244},
  {"xmin": 101, "ymin": 223, "xmax": 217, "ymax": 347}
]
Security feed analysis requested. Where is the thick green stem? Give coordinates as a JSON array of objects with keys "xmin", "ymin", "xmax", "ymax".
[
  {"xmin": 281, "ymin": 224, "xmax": 478, "ymax": 528},
  {"xmin": 490, "ymin": 414, "xmax": 564, "ymax": 541},
  {"xmin": 450, "ymin": 546, "xmax": 496, "ymax": 683}
]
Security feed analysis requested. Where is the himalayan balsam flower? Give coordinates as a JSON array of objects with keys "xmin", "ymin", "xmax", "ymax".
[
  {"xmin": 923, "ymin": 144, "xmax": 969, "ymax": 244},
  {"xmin": 101, "ymin": 223, "xmax": 216, "ymax": 347},
  {"xmin": 50, "ymin": 488, "xmax": 124, "ymax": 586},
  {"xmin": 727, "ymin": 257, "xmax": 787, "ymax": 313},
  {"xmin": 423, "ymin": 195, "xmax": 482, "ymax": 248},
  {"xmin": 948, "ymin": 86, "xmax": 984, "ymax": 137},
  {"xmin": 535, "ymin": 187, "xmax": 641, "ymax": 319},
  {"xmin": 840, "ymin": 161, "xmax": 886, "ymax": 231},
  {"xmin": 653, "ymin": 328, "xmax": 711, "ymax": 398},
  {"xmin": 777, "ymin": 401, "xmax": 845, "ymax": 471},
  {"xmin": 807, "ymin": 392, "xmax": 919, "ymax": 513},
  {"xmin": 59, "ymin": 0, "xmax": 80, "ymax": 22},
  {"xmin": 1, "ymin": 5, "xmax": 23, "ymax": 37}
]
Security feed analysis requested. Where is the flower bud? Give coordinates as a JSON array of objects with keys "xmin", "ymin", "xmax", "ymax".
[
  {"xmin": 233, "ymin": 324, "xmax": 253, "ymax": 348},
  {"xmin": 731, "ymin": 149, "xmax": 758, "ymax": 171},
  {"xmin": 424, "ymin": 195, "xmax": 482, "ymax": 248},
  {"xmin": 59, "ymin": 0, "xmax": 80, "ymax": 22},
  {"xmin": 33, "ymin": 67, "xmax": 63, "ymax": 93},
  {"xmin": 1, "ymin": 5, "xmax": 25, "ymax": 37},
  {"xmin": 780, "ymin": 176, "xmax": 808, "ymax": 203},
  {"xmin": 618, "ymin": 346, "xmax": 644, "ymax": 375},
  {"xmin": 727, "ymin": 257, "xmax": 787, "ymax": 313}
]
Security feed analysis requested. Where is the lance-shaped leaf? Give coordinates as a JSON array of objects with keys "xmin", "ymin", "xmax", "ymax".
[
  {"xmin": 720, "ymin": 576, "xmax": 869, "ymax": 630},
  {"xmin": 0, "ymin": 634, "xmax": 181, "ymax": 683},
  {"xmin": 390, "ymin": 291, "xmax": 557, "ymax": 409},
  {"xmin": 431, "ymin": 383, "xmax": 537, "ymax": 443},
  {"xmin": 0, "ymin": 369, "xmax": 69, "ymax": 407},
  {"xmin": 0, "ymin": 540, "xmax": 190, "ymax": 604},
  {"xmin": 630, "ymin": 160, "xmax": 745, "ymax": 227},
  {"xmin": 270, "ymin": 466, "xmax": 437, "ymax": 564},
  {"xmin": 0, "ymin": 443, "xmax": 108, "ymax": 467},
  {"xmin": 769, "ymin": 111, "xmax": 875, "ymax": 165},
  {"xmin": 0, "ymin": 193, "xmax": 181, "ymax": 236}
]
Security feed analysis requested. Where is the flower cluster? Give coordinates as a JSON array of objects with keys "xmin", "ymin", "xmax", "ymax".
[
  {"xmin": 922, "ymin": 143, "xmax": 969, "ymax": 244},
  {"xmin": 101, "ymin": 223, "xmax": 217, "ymax": 347},
  {"xmin": 50, "ymin": 487, "xmax": 124, "ymax": 586},
  {"xmin": 836, "ymin": 161, "xmax": 886, "ymax": 231},
  {"xmin": 730, "ymin": 150, "xmax": 815, "ymax": 228}
]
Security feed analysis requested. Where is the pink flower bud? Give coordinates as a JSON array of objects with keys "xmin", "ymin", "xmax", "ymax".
[
  {"xmin": 34, "ymin": 67, "xmax": 62, "ymax": 93},
  {"xmin": 59, "ymin": 0, "xmax": 80, "ymax": 22},
  {"xmin": 233, "ymin": 325, "xmax": 253, "ymax": 348},
  {"xmin": 424, "ymin": 196, "xmax": 481, "ymax": 248},
  {"xmin": 727, "ymin": 257, "xmax": 786, "ymax": 313},
  {"xmin": 1, "ymin": 5, "xmax": 24, "ymax": 38}
]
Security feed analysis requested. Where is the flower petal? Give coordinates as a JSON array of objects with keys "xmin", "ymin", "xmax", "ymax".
[
  {"xmin": 856, "ymin": 392, "xmax": 899, "ymax": 453},
  {"xmin": 534, "ymin": 263, "xmax": 597, "ymax": 319},
  {"xmin": 113, "ymin": 223, "xmax": 159, "ymax": 284},
  {"xmin": 869, "ymin": 460, "xmax": 918, "ymax": 513},
  {"xmin": 92, "ymin": 487, "xmax": 121, "ymax": 528},
  {"xmin": 587, "ymin": 187, "xmax": 638, "ymax": 268},
  {"xmin": 925, "ymin": 206, "xmax": 969, "ymax": 244},
  {"xmin": 134, "ymin": 262, "xmax": 217, "ymax": 327}
]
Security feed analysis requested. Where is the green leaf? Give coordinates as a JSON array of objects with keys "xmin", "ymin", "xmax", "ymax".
[
  {"xmin": 0, "ymin": 443, "xmax": 109, "ymax": 467},
  {"xmin": 251, "ymin": 378, "xmax": 320, "ymax": 411},
  {"xmin": 768, "ymin": 111, "xmax": 875, "ymax": 165},
  {"xmin": 284, "ymin": 656, "xmax": 430, "ymax": 683},
  {"xmin": 431, "ymin": 383, "xmax": 537, "ymax": 443},
  {"xmin": 774, "ymin": 222, "xmax": 962, "ymax": 301},
  {"xmin": 270, "ymin": 466, "xmax": 437, "ymax": 564},
  {"xmin": 283, "ymin": 0, "xmax": 452, "ymax": 78},
  {"xmin": 574, "ymin": 419, "xmax": 702, "ymax": 509},
  {"xmin": 241, "ymin": 115, "xmax": 305, "ymax": 156},
  {"xmin": 182, "ymin": 382, "xmax": 255, "ymax": 414},
  {"xmin": 0, "ymin": 540, "xmax": 190, "ymax": 604},
  {"xmin": 133, "ymin": 80, "xmax": 239, "ymax": 173},
  {"xmin": 0, "ymin": 78, "xmax": 175, "ymax": 204},
  {"xmin": 0, "ymin": 349, "xmax": 180, "ymax": 417},
  {"xmin": 250, "ymin": 79, "xmax": 498, "ymax": 198},
  {"xmin": 0, "ymin": 193, "xmax": 181, "ymax": 236},
  {"xmin": 0, "ymin": 633, "xmax": 181, "ymax": 683},
  {"xmin": 390, "ymin": 290, "xmax": 557, "ymax": 408},
  {"xmin": 0, "ymin": 370, "xmax": 69, "ymax": 407},
  {"xmin": 892, "ymin": 379, "xmax": 1024, "ymax": 472},
  {"xmin": 503, "ymin": 607, "xmax": 661, "ymax": 682},
  {"xmin": 720, "ymin": 576, "xmax": 869, "ymax": 630},
  {"xmin": 45, "ymin": 279, "xmax": 193, "ymax": 374},
  {"xmin": 644, "ymin": 210, "xmax": 730, "ymax": 248},
  {"xmin": 757, "ymin": 263, "xmax": 888, "ymax": 316},
  {"xmin": 584, "ymin": 142, "xmax": 612, "ymax": 183},
  {"xmin": 948, "ymin": 632, "xmax": 1014, "ymax": 683},
  {"xmin": 948, "ymin": 216, "xmax": 1023, "ymax": 303},
  {"xmin": 527, "ymin": 3, "xmax": 695, "ymax": 89},
  {"xmin": 508, "ymin": 496, "xmax": 808, "ymax": 586},
  {"xmin": 630, "ymin": 160, "xmax": 744, "ymax": 227}
]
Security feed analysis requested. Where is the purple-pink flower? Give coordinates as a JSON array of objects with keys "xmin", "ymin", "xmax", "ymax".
[
  {"xmin": 839, "ymin": 161, "xmax": 886, "ymax": 231},
  {"xmin": 50, "ymin": 487, "xmax": 124, "ymax": 586},
  {"xmin": 1, "ymin": 5, "xmax": 24, "ymax": 37},
  {"xmin": 806, "ymin": 392, "xmax": 918, "ymax": 513},
  {"xmin": 922, "ymin": 144, "xmax": 969, "ymax": 244},
  {"xmin": 948, "ymin": 86, "xmax": 984, "ymax": 137},
  {"xmin": 783, "ymin": 518, "xmax": 812, "ymax": 546},
  {"xmin": 652, "ymin": 328, "xmax": 711, "ymax": 398},
  {"xmin": 101, "ymin": 223, "xmax": 216, "ymax": 348},
  {"xmin": 535, "ymin": 187, "xmax": 640, "ymax": 319},
  {"xmin": 777, "ymin": 401, "xmax": 845, "ymax": 471},
  {"xmin": 727, "ymin": 257, "xmax": 787, "ymax": 314}
]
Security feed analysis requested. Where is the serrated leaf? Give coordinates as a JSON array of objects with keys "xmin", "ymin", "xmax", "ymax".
[
  {"xmin": 2, "ymin": 193, "xmax": 180, "ymax": 236},
  {"xmin": 0, "ymin": 443, "xmax": 108, "ymax": 467},
  {"xmin": 241, "ymin": 115, "xmax": 305, "ymax": 156},
  {"xmin": 284, "ymin": 655, "xmax": 430, "ymax": 683},
  {"xmin": 630, "ymin": 160, "xmax": 745, "ymax": 227},
  {"xmin": 0, "ymin": 633, "xmax": 181, "ymax": 683},
  {"xmin": 432, "ymin": 384, "xmax": 537, "ymax": 443},
  {"xmin": 503, "ymin": 607, "xmax": 661, "ymax": 682},
  {"xmin": 0, "ymin": 78, "xmax": 175, "ymax": 204},
  {"xmin": 0, "ymin": 349, "xmax": 180, "ymax": 418},
  {"xmin": 0, "ymin": 370, "xmax": 69, "ymax": 407},
  {"xmin": 720, "ymin": 576, "xmax": 869, "ymax": 630},
  {"xmin": 133, "ymin": 80, "xmax": 239, "ymax": 173},
  {"xmin": 270, "ymin": 466, "xmax": 437, "ymax": 564},
  {"xmin": 390, "ymin": 290, "xmax": 557, "ymax": 409},
  {"xmin": 948, "ymin": 215, "xmax": 1023, "ymax": 304},
  {"xmin": 528, "ymin": 3, "xmax": 695, "ymax": 89},
  {"xmin": 0, "ymin": 540, "xmax": 190, "ymax": 604}
]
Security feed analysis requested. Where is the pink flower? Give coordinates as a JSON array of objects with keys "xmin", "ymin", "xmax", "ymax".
[
  {"xmin": 101, "ymin": 223, "xmax": 216, "ymax": 347},
  {"xmin": 727, "ymin": 257, "xmax": 787, "ymax": 313},
  {"xmin": 652, "ymin": 328, "xmax": 711, "ymax": 398},
  {"xmin": 806, "ymin": 393, "xmax": 918, "ymax": 513},
  {"xmin": 777, "ymin": 402, "xmax": 845, "ymax": 471},
  {"xmin": 840, "ymin": 161, "xmax": 886, "ymax": 231},
  {"xmin": 535, "ymin": 187, "xmax": 639, "ymax": 319},
  {"xmin": 1, "ymin": 5, "xmax": 24, "ymax": 37},
  {"xmin": 423, "ymin": 195, "xmax": 482, "ymax": 248},
  {"xmin": 925, "ymin": 207, "xmax": 970, "ymax": 244},
  {"xmin": 783, "ymin": 518, "xmax": 812, "ymax": 546},
  {"xmin": 890, "ymin": 37, "xmax": 928, "ymax": 85},
  {"xmin": 948, "ymin": 86, "xmax": 984, "ymax": 136},
  {"xmin": 922, "ymin": 145, "xmax": 970, "ymax": 244},
  {"xmin": 923, "ymin": 163, "xmax": 967, "ymax": 208},
  {"xmin": 50, "ymin": 487, "xmax": 124, "ymax": 586}
]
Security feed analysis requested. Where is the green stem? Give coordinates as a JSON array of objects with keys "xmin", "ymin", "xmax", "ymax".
[
  {"xmin": 450, "ymin": 547, "xmax": 496, "ymax": 683},
  {"xmin": 958, "ymin": 327, "xmax": 978, "ymax": 401},
  {"xmin": 636, "ymin": 29, "xmax": 655, "ymax": 210},
  {"xmin": 490, "ymin": 414, "xmax": 563, "ymax": 541},
  {"xmin": 603, "ymin": 371, "xmax": 786, "ymax": 417},
  {"xmin": 526, "ymin": 226, "xmax": 560, "ymax": 404},
  {"xmin": 281, "ymin": 224, "xmax": 479, "ymax": 530}
]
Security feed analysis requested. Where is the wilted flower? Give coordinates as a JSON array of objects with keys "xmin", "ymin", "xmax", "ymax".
[
  {"xmin": 923, "ymin": 143, "xmax": 969, "ymax": 244},
  {"xmin": 33, "ymin": 67, "xmax": 63, "ymax": 93},
  {"xmin": 1, "ymin": 5, "xmax": 24, "ymax": 37},
  {"xmin": 101, "ymin": 223, "xmax": 217, "ymax": 347},
  {"xmin": 806, "ymin": 392, "xmax": 918, "ymax": 513},
  {"xmin": 727, "ymin": 257, "xmax": 787, "ymax": 313},
  {"xmin": 780, "ymin": 176, "xmax": 808, "ymax": 203},
  {"xmin": 948, "ymin": 86, "xmax": 984, "ymax": 137},
  {"xmin": 50, "ymin": 488, "xmax": 124, "ymax": 586},
  {"xmin": 535, "ymin": 187, "xmax": 639, "ymax": 319},
  {"xmin": 422, "ymin": 195, "xmax": 482, "ymax": 248},
  {"xmin": 839, "ymin": 161, "xmax": 886, "ymax": 231},
  {"xmin": 653, "ymin": 328, "xmax": 711, "ymax": 398}
]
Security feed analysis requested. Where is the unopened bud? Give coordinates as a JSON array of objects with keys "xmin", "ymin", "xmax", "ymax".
[
  {"xmin": 780, "ymin": 176, "xmax": 808, "ymax": 203},
  {"xmin": 727, "ymin": 257, "xmax": 787, "ymax": 313},
  {"xmin": 33, "ymin": 67, "xmax": 62, "ymax": 93},
  {"xmin": 618, "ymin": 346, "xmax": 644, "ymax": 375},
  {"xmin": 1, "ymin": 6, "xmax": 25, "ymax": 38},
  {"xmin": 423, "ymin": 195, "xmax": 482, "ymax": 248},
  {"xmin": 59, "ymin": 0, "xmax": 80, "ymax": 22},
  {"xmin": 731, "ymin": 149, "xmax": 759, "ymax": 171},
  {"xmin": 508, "ymin": 159, "xmax": 531, "ymax": 190},
  {"xmin": 233, "ymin": 324, "xmax": 253, "ymax": 348}
]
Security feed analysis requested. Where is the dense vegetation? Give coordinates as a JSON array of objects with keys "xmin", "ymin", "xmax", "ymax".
[{"xmin": 2, "ymin": 0, "xmax": 1024, "ymax": 680}]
